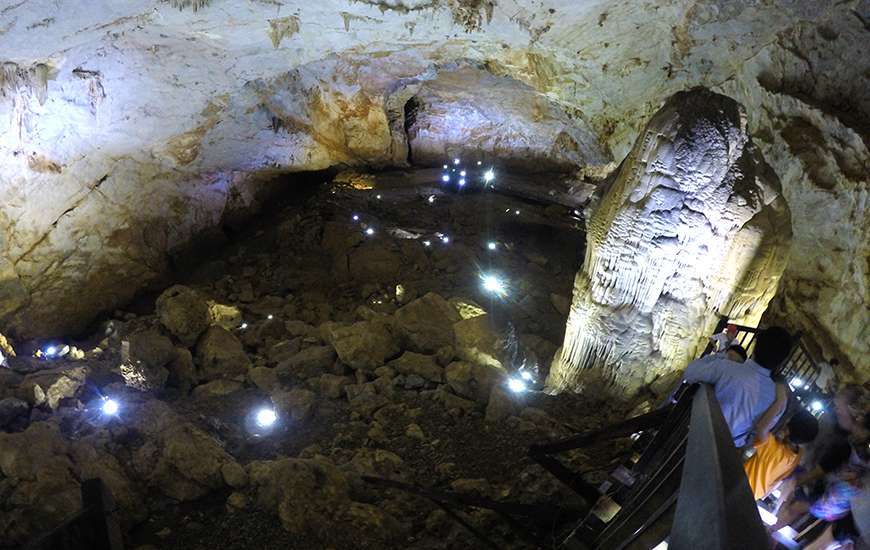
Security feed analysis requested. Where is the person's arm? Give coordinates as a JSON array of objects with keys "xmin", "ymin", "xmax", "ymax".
[
  {"xmin": 752, "ymin": 383, "xmax": 788, "ymax": 444},
  {"xmin": 683, "ymin": 355, "xmax": 724, "ymax": 385}
]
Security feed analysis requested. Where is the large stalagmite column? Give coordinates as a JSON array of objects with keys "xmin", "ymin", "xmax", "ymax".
[{"xmin": 547, "ymin": 88, "xmax": 792, "ymax": 398}]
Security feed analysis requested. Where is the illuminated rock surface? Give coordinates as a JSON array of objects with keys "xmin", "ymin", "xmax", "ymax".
[{"xmin": 548, "ymin": 89, "xmax": 792, "ymax": 396}]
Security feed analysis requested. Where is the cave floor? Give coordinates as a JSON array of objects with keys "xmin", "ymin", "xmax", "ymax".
[{"xmin": 12, "ymin": 168, "xmax": 637, "ymax": 549}]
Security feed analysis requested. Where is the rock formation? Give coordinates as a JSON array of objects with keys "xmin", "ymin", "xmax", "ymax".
[{"xmin": 547, "ymin": 89, "xmax": 792, "ymax": 396}]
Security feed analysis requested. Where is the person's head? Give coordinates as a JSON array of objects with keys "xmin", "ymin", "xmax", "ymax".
[
  {"xmin": 783, "ymin": 410, "xmax": 819, "ymax": 445},
  {"xmin": 725, "ymin": 324, "xmax": 738, "ymax": 337},
  {"xmin": 752, "ymin": 326, "xmax": 792, "ymax": 370},
  {"xmin": 833, "ymin": 384, "xmax": 867, "ymax": 432},
  {"xmin": 725, "ymin": 344, "xmax": 747, "ymax": 363}
]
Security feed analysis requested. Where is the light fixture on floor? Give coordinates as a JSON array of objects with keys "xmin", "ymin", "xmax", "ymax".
[
  {"xmin": 453, "ymin": 158, "xmax": 460, "ymax": 165},
  {"xmin": 365, "ymin": 227, "xmax": 375, "ymax": 236},
  {"xmin": 256, "ymin": 408, "xmax": 277, "ymax": 428},
  {"xmin": 507, "ymin": 378, "xmax": 527, "ymax": 393},
  {"xmin": 460, "ymin": 170, "xmax": 466, "ymax": 177},
  {"xmin": 481, "ymin": 273, "xmax": 507, "ymax": 296},
  {"xmin": 441, "ymin": 174, "xmax": 450, "ymax": 183},
  {"xmin": 484, "ymin": 169, "xmax": 494, "ymax": 183},
  {"xmin": 428, "ymin": 195, "xmax": 435, "ymax": 203},
  {"xmin": 459, "ymin": 178, "xmax": 466, "ymax": 186},
  {"xmin": 423, "ymin": 240, "xmax": 431, "ymax": 247},
  {"xmin": 102, "ymin": 398, "xmax": 120, "ymax": 416},
  {"xmin": 487, "ymin": 241, "xmax": 497, "ymax": 250},
  {"xmin": 811, "ymin": 401, "xmax": 823, "ymax": 412},
  {"xmin": 352, "ymin": 214, "xmax": 360, "ymax": 221},
  {"xmin": 441, "ymin": 235, "xmax": 450, "ymax": 244}
]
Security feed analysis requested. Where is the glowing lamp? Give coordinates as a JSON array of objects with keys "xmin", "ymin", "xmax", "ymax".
[
  {"xmin": 791, "ymin": 377, "xmax": 803, "ymax": 388},
  {"xmin": 44, "ymin": 346, "xmax": 57, "ymax": 357},
  {"xmin": 441, "ymin": 236, "xmax": 450, "ymax": 244},
  {"xmin": 520, "ymin": 371, "xmax": 533, "ymax": 381},
  {"xmin": 376, "ymin": 194, "xmax": 382, "ymax": 200},
  {"xmin": 352, "ymin": 214, "xmax": 360, "ymax": 221},
  {"xmin": 365, "ymin": 227, "xmax": 375, "ymax": 236},
  {"xmin": 423, "ymin": 240, "xmax": 431, "ymax": 247},
  {"xmin": 267, "ymin": 314, "xmax": 274, "ymax": 320},
  {"xmin": 240, "ymin": 322, "xmax": 248, "ymax": 330},
  {"xmin": 481, "ymin": 274, "xmax": 506, "ymax": 296},
  {"xmin": 487, "ymin": 241, "xmax": 497, "ymax": 250},
  {"xmin": 256, "ymin": 408, "xmax": 277, "ymax": 427},
  {"xmin": 507, "ymin": 378, "xmax": 527, "ymax": 393},
  {"xmin": 428, "ymin": 195, "xmax": 435, "ymax": 203},
  {"xmin": 441, "ymin": 174, "xmax": 450, "ymax": 182},
  {"xmin": 477, "ymin": 161, "xmax": 482, "ymax": 165},
  {"xmin": 483, "ymin": 169, "xmax": 494, "ymax": 183},
  {"xmin": 443, "ymin": 164, "xmax": 448, "ymax": 169},
  {"xmin": 514, "ymin": 210, "xmax": 520, "ymax": 215},
  {"xmin": 453, "ymin": 158, "xmax": 460, "ymax": 165},
  {"xmin": 460, "ymin": 170, "xmax": 466, "ymax": 177},
  {"xmin": 458, "ymin": 178, "xmax": 466, "ymax": 186},
  {"xmin": 102, "ymin": 398, "xmax": 119, "ymax": 416},
  {"xmin": 811, "ymin": 401, "xmax": 823, "ymax": 412}
]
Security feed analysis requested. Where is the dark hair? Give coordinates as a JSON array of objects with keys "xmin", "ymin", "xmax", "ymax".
[
  {"xmin": 787, "ymin": 410, "xmax": 819, "ymax": 445},
  {"xmin": 727, "ymin": 344, "xmax": 747, "ymax": 361},
  {"xmin": 753, "ymin": 326, "xmax": 792, "ymax": 370}
]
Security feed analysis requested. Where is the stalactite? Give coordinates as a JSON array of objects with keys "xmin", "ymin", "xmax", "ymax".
[{"xmin": 169, "ymin": 0, "xmax": 212, "ymax": 11}]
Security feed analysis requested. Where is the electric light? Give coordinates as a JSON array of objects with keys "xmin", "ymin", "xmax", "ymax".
[
  {"xmin": 458, "ymin": 178, "xmax": 466, "ymax": 186},
  {"xmin": 791, "ymin": 377, "xmax": 803, "ymax": 388},
  {"xmin": 44, "ymin": 346, "xmax": 57, "ymax": 357},
  {"xmin": 453, "ymin": 158, "xmax": 460, "ymax": 165},
  {"xmin": 514, "ymin": 210, "xmax": 520, "ymax": 215},
  {"xmin": 376, "ymin": 194, "xmax": 382, "ymax": 200},
  {"xmin": 423, "ymin": 240, "xmax": 431, "ymax": 247},
  {"xmin": 441, "ymin": 174, "xmax": 450, "ymax": 182},
  {"xmin": 811, "ymin": 401, "xmax": 823, "ymax": 412},
  {"xmin": 477, "ymin": 161, "xmax": 482, "ymax": 165},
  {"xmin": 428, "ymin": 195, "xmax": 435, "ymax": 203},
  {"xmin": 256, "ymin": 408, "xmax": 277, "ymax": 427},
  {"xmin": 483, "ymin": 169, "xmax": 494, "ymax": 183},
  {"xmin": 443, "ymin": 164, "xmax": 448, "ymax": 169},
  {"xmin": 441, "ymin": 236, "xmax": 450, "ymax": 244},
  {"xmin": 352, "ymin": 214, "xmax": 360, "ymax": 221},
  {"xmin": 365, "ymin": 227, "xmax": 375, "ymax": 236},
  {"xmin": 239, "ymin": 322, "xmax": 248, "ymax": 330},
  {"xmin": 460, "ymin": 170, "xmax": 466, "ymax": 177},
  {"xmin": 102, "ymin": 398, "xmax": 119, "ymax": 416},
  {"xmin": 487, "ymin": 241, "xmax": 497, "ymax": 250},
  {"xmin": 507, "ymin": 378, "xmax": 527, "ymax": 393},
  {"xmin": 481, "ymin": 274, "xmax": 507, "ymax": 296},
  {"xmin": 520, "ymin": 370, "xmax": 533, "ymax": 381},
  {"xmin": 267, "ymin": 314, "xmax": 274, "ymax": 320}
]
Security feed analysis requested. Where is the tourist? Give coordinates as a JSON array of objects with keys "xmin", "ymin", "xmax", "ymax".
[
  {"xmin": 709, "ymin": 323, "xmax": 738, "ymax": 352},
  {"xmin": 743, "ymin": 409, "xmax": 819, "ymax": 500},
  {"xmin": 815, "ymin": 358, "xmax": 838, "ymax": 394},
  {"xmin": 683, "ymin": 326, "xmax": 792, "ymax": 447}
]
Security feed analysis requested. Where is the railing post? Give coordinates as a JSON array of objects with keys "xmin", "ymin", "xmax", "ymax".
[{"xmin": 669, "ymin": 386, "xmax": 768, "ymax": 550}]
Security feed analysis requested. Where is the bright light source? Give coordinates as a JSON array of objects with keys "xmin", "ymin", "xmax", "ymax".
[
  {"xmin": 481, "ymin": 274, "xmax": 507, "ymax": 296},
  {"xmin": 458, "ymin": 178, "xmax": 466, "ymax": 186},
  {"xmin": 811, "ymin": 401, "xmax": 823, "ymax": 412},
  {"xmin": 44, "ymin": 346, "xmax": 57, "ymax": 357},
  {"xmin": 441, "ymin": 236, "xmax": 450, "ymax": 244},
  {"xmin": 477, "ymin": 161, "xmax": 482, "ymax": 165},
  {"xmin": 651, "ymin": 541, "xmax": 669, "ymax": 550},
  {"xmin": 443, "ymin": 164, "xmax": 448, "ymax": 169},
  {"xmin": 453, "ymin": 158, "xmax": 460, "ymax": 165},
  {"xmin": 352, "ymin": 214, "xmax": 360, "ymax": 221},
  {"xmin": 514, "ymin": 210, "xmax": 520, "ymax": 215},
  {"xmin": 423, "ymin": 240, "xmax": 431, "ymax": 247},
  {"xmin": 365, "ymin": 227, "xmax": 375, "ymax": 236},
  {"xmin": 441, "ymin": 174, "xmax": 450, "ymax": 182},
  {"xmin": 256, "ymin": 408, "xmax": 277, "ymax": 427},
  {"xmin": 507, "ymin": 378, "xmax": 527, "ymax": 393},
  {"xmin": 487, "ymin": 241, "xmax": 497, "ymax": 250},
  {"xmin": 240, "ymin": 322, "xmax": 248, "ymax": 330},
  {"xmin": 520, "ymin": 371, "xmax": 533, "ymax": 381},
  {"xmin": 791, "ymin": 377, "xmax": 803, "ymax": 388},
  {"xmin": 460, "ymin": 170, "xmax": 466, "ymax": 177},
  {"xmin": 483, "ymin": 169, "xmax": 495, "ymax": 182},
  {"xmin": 102, "ymin": 398, "xmax": 119, "ymax": 416},
  {"xmin": 376, "ymin": 194, "xmax": 382, "ymax": 200},
  {"xmin": 757, "ymin": 505, "xmax": 778, "ymax": 526},
  {"xmin": 428, "ymin": 195, "xmax": 435, "ymax": 203},
  {"xmin": 772, "ymin": 489, "xmax": 781, "ymax": 499}
]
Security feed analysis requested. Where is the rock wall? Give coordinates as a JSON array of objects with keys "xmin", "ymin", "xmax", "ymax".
[
  {"xmin": 547, "ymin": 89, "xmax": 792, "ymax": 396},
  {"xmin": 0, "ymin": 0, "xmax": 866, "ymax": 375}
]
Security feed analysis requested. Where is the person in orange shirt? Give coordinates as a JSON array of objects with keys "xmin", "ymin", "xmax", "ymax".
[{"xmin": 744, "ymin": 409, "xmax": 819, "ymax": 500}]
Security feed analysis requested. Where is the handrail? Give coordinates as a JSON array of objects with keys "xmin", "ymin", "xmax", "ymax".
[{"xmin": 670, "ymin": 385, "xmax": 768, "ymax": 550}]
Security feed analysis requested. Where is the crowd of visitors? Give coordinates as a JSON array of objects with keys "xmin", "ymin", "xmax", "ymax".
[{"xmin": 681, "ymin": 326, "xmax": 868, "ymax": 549}]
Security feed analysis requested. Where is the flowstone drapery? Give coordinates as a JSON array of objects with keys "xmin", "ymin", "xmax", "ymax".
[{"xmin": 547, "ymin": 88, "xmax": 792, "ymax": 397}]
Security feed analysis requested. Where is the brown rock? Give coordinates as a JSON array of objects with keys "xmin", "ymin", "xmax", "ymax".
[
  {"xmin": 387, "ymin": 352, "xmax": 443, "ymax": 383},
  {"xmin": 393, "ymin": 292, "xmax": 459, "ymax": 353},
  {"xmin": 195, "ymin": 326, "xmax": 251, "ymax": 382},
  {"xmin": 156, "ymin": 285, "xmax": 210, "ymax": 346}
]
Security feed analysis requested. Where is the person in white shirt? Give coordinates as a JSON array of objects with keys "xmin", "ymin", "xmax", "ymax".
[
  {"xmin": 683, "ymin": 326, "xmax": 793, "ymax": 447},
  {"xmin": 815, "ymin": 358, "xmax": 838, "ymax": 394},
  {"xmin": 709, "ymin": 323, "xmax": 738, "ymax": 353}
]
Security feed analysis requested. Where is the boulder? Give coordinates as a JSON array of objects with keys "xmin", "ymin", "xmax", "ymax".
[
  {"xmin": 249, "ymin": 366, "xmax": 279, "ymax": 392},
  {"xmin": 393, "ymin": 293, "xmax": 459, "ymax": 353},
  {"xmin": 349, "ymin": 448, "xmax": 405, "ymax": 480},
  {"xmin": 347, "ymin": 242, "xmax": 402, "ymax": 282},
  {"xmin": 19, "ymin": 366, "xmax": 88, "ymax": 409},
  {"xmin": 327, "ymin": 320, "xmax": 400, "ymax": 371},
  {"xmin": 276, "ymin": 346, "xmax": 336, "ymax": 381},
  {"xmin": 221, "ymin": 461, "xmax": 248, "ymax": 489},
  {"xmin": 128, "ymin": 329, "xmax": 175, "ymax": 369},
  {"xmin": 444, "ymin": 361, "xmax": 504, "ymax": 403},
  {"xmin": 195, "ymin": 326, "xmax": 251, "ymax": 382},
  {"xmin": 271, "ymin": 388, "xmax": 317, "ymax": 422},
  {"xmin": 387, "ymin": 352, "xmax": 443, "ymax": 383},
  {"xmin": 0, "ymin": 397, "xmax": 29, "ymax": 430},
  {"xmin": 485, "ymin": 385, "xmax": 519, "ymax": 422},
  {"xmin": 166, "ymin": 347, "xmax": 196, "ymax": 393},
  {"xmin": 192, "ymin": 379, "xmax": 243, "ymax": 399},
  {"xmin": 284, "ymin": 320, "xmax": 320, "ymax": 339},
  {"xmin": 447, "ymin": 297, "xmax": 487, "ymax": 320},
  {"xmin": 248, "ymin": 457, "xmax": 351, "ymax": 537},
  {"xmin": 156, "ymin": 285, "xmax": 210, "ymax": 346},
  {"xmin": 319, "ymin": 374, "xmax": 353, "ymax": 399},
  {"xmin": 453, "ymin": 315, "xmax": 503, "ymax": 369},
  {"xmin": 207, "ymin": 301, "xmax": 243, "ymax": 330}
]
